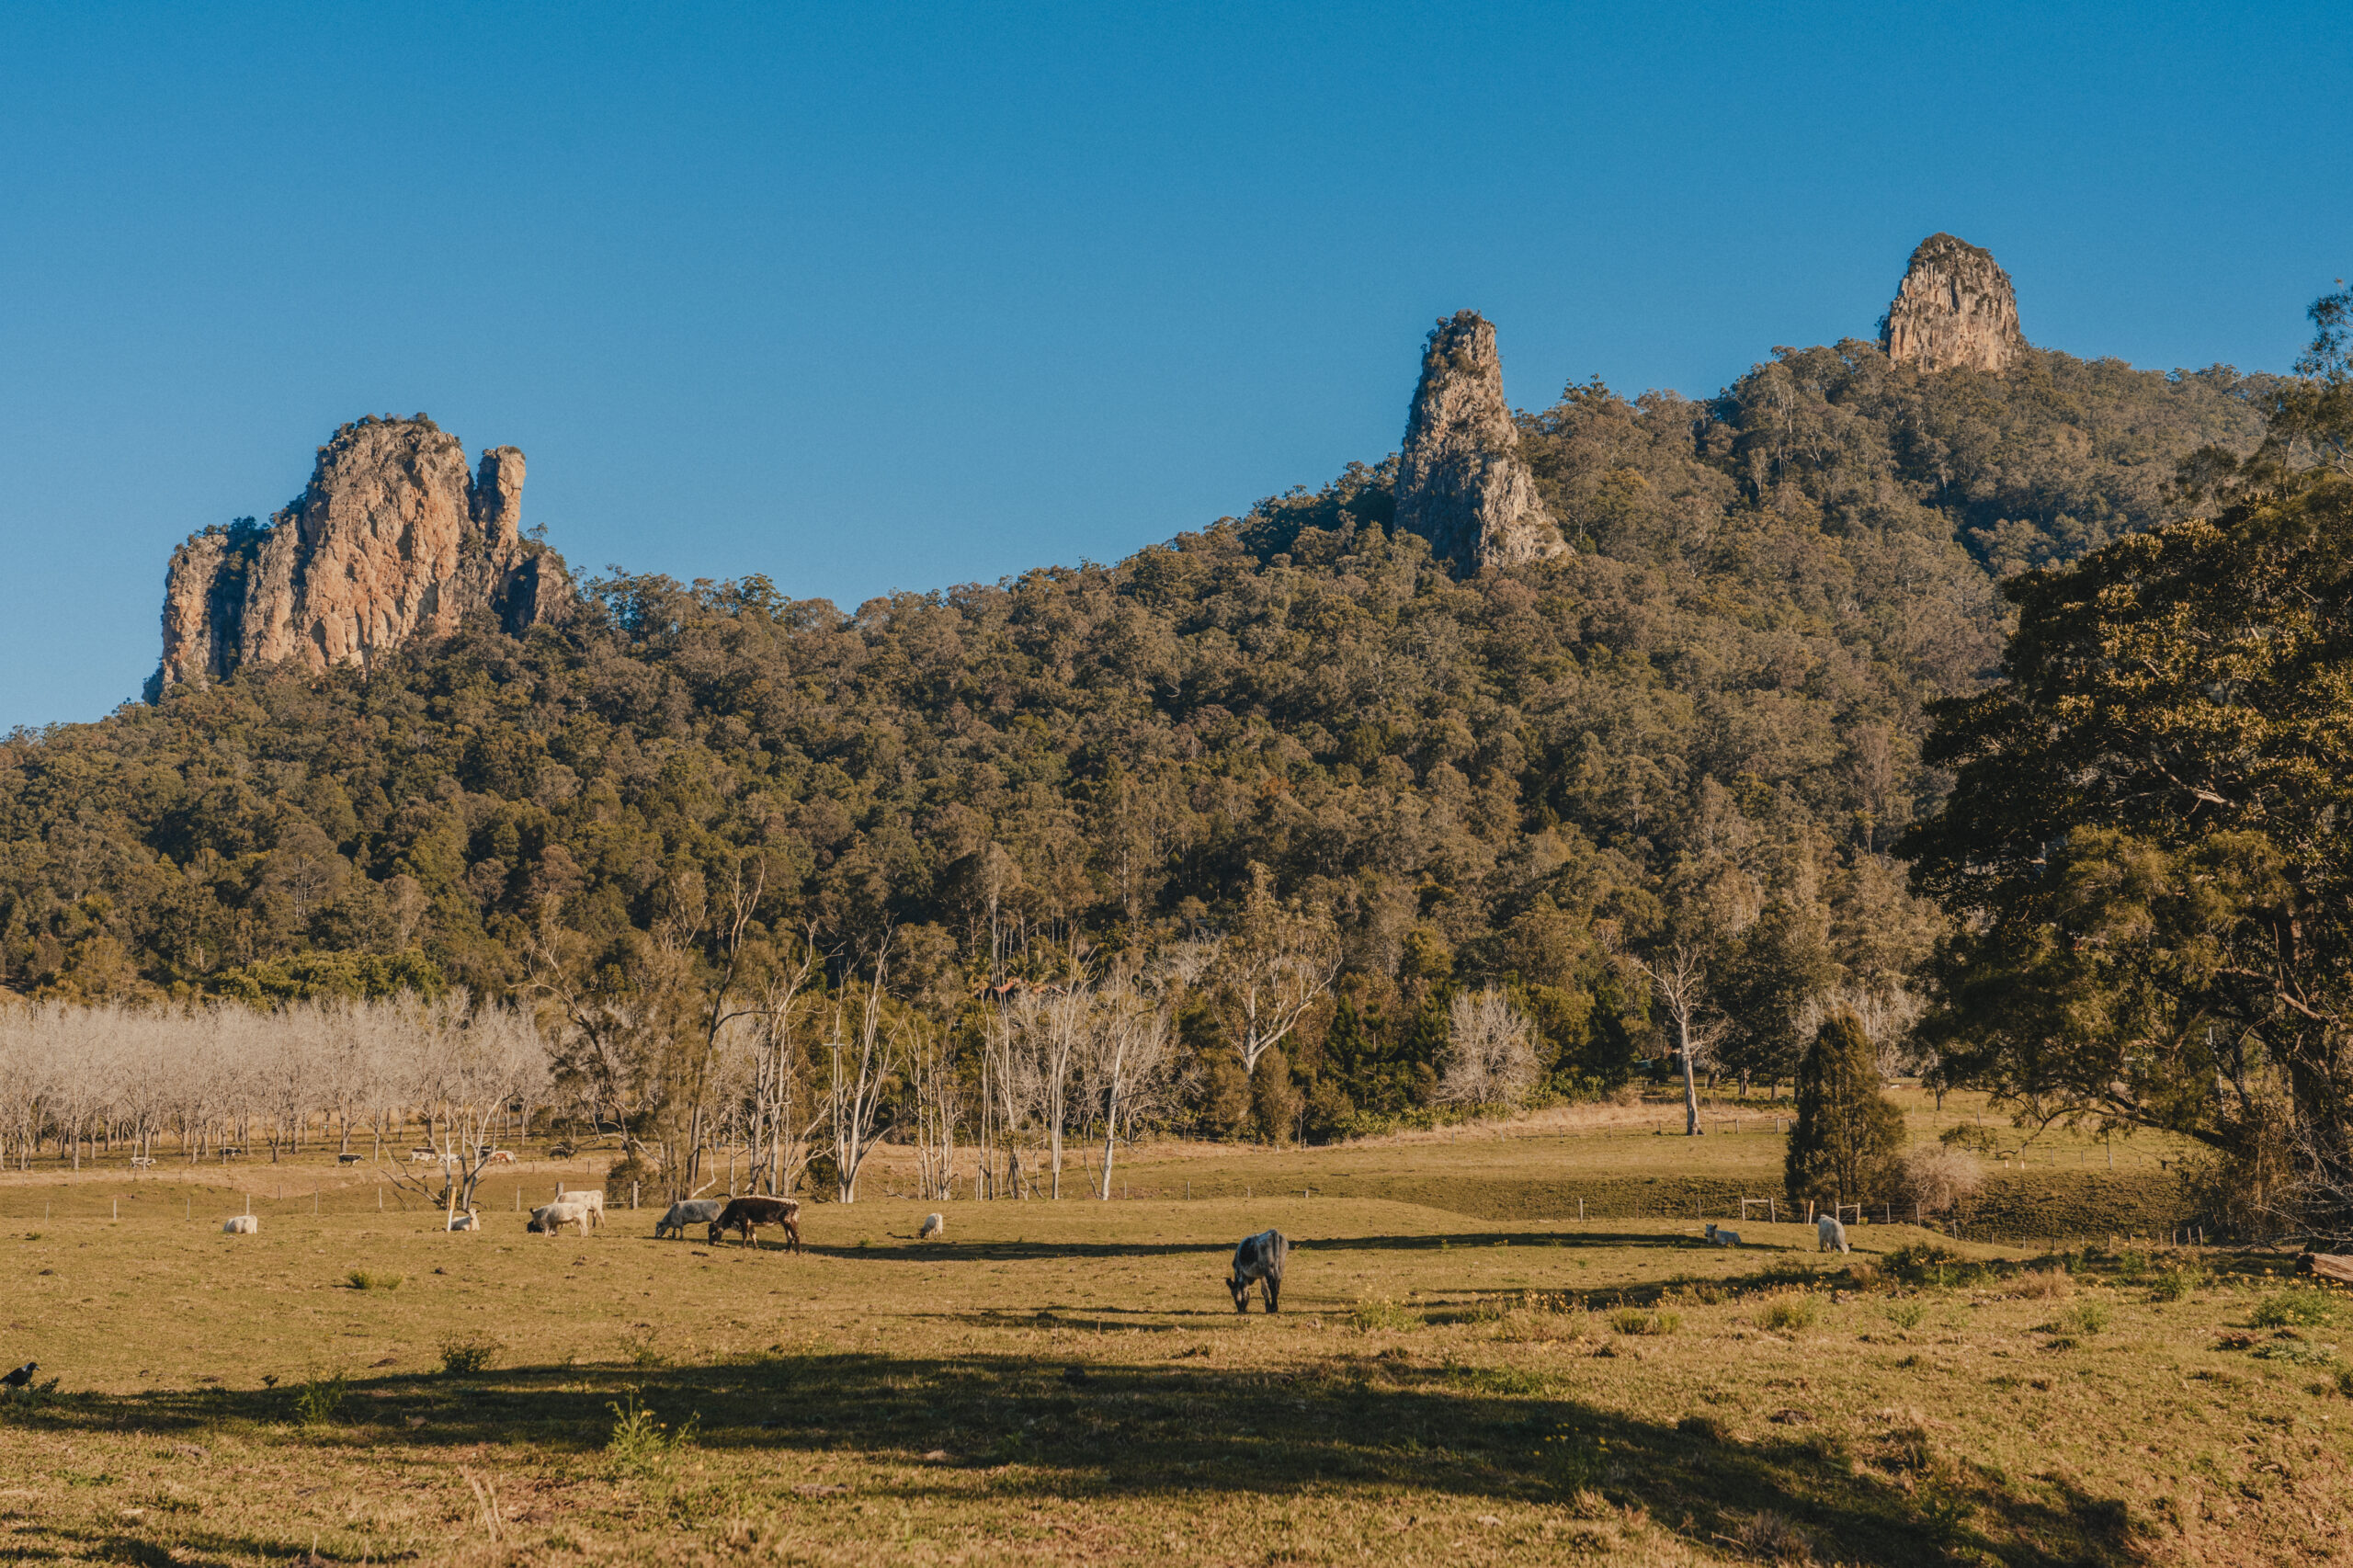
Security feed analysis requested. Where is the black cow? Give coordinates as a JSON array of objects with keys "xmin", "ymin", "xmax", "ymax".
[
  {"xmin": 1227, "ymin": 1229, "xmax": 1290, "ymax": 1312},
  {"xmin": 710, "ymin": 1195, "xmax": 802, "ymax": 1253}
]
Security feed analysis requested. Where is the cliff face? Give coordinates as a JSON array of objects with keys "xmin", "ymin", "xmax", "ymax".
[
  {"xmin": 1393, "ymin": 311, "xmax": 1567, "ymax": 572},
  {"xmin": 1881, "ymin": 233, "xmax": 2026, "ymax": 373},
  {"xmin": 153, "ymin": 416, "xmax": 567, "ymax": 697}
]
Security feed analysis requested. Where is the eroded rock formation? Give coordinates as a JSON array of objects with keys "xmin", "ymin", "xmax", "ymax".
[
  {"xmin": 1393, "ymin": 311, "xmax": 1566, "ymax": 572},
  {"xmin": 152, "ymin": 416, "xmax": 568, "ymax": 697},
  {"xmin": 1881, "ymin": 233, "xmax": 2026, "ymax": 373}
]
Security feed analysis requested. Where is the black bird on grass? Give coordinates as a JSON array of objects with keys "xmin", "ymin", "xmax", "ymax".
[{"xmin": 2, "ymin": 1361, "xmax": 36, "ymax": 1389}]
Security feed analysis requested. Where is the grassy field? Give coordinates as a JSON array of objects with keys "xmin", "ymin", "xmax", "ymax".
[{"xmin": 3, "ymin": 1105, "xmax": 2343, "ymax": 1566}]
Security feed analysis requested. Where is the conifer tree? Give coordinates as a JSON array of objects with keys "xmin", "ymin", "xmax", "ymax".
[{"xmin": 1784, "ymin": 1011, "xmax": 1904, "ymax": 1209}]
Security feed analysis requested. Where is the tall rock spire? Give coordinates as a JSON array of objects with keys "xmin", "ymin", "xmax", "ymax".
[
  {"xmin": 152, "ymin": 416, "xmax": 569, "ymax": 698},
  {"xmin": 1881, "ymin": 233, "xmax": 2026, "ymax": 373},
  {"xmin": 1393, "ymin": 311, "xmax": 1566, "ymax": 572}
]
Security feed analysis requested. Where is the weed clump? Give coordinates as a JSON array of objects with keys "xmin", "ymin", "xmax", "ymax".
[
  {"xmin": 438, "ymin": 1336, "xmax": 500, "ymax": 1376},
  {"xmin": 1884, "ymin": 1298, "xmax": 1927, "ymax": 1332},
  {"xmin": 1757, "ymin": 1292, "xmax": 1819, "ymax": 1332},
  {"xmin": 1608, "ymin": 1308, "xmax": 1679, "ymax": 1336},
  {"xmin": 2062, "ymin": 1301, "xmax": 2111, "ymax": 1336},
  {"xmin": 606, "ymin": 1391, "xmax": 699, "ymax": 1477},
  {"xmin": 346, "ymin": 1269, "xmax": 403, "ymax": 1291},
  {"xmin": 2148, "ymin": 1263, "xmax": 2205, "ymax": 1301},
  {"xmin": 292, "ymin": 1369, "xmax": 347, "ymax": 1427},
  {"xmin": 1350, "ymin": 1298, "xmax": 1422, "ymax": 1333},
  {"xmin": 1882, "ymin": 1242, "xmax": 1990, "ymax": 1290},
  {"xmin": 2252, "ymin": 1288, "xmax": 2337, "ymax": 1329}
]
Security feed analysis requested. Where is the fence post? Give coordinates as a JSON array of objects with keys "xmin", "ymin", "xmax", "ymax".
[{"xmin": 631, "ymin": 1182, "xmax": 639, "ymax": 1210}]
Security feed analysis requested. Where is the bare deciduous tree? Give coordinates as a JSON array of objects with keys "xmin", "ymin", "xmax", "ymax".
[
  {"xmin": 1211, "ymin": 869, "xmax": 1339, "ymax": 1075},
  {"xmin": 825, "ymin": 936, "xmax": 896, "ymax": 1203},
  {"xmin": 1435, "ymin": 985, "xmax": 1540, "ymax": 1111},
  {"xmin": 1625, "ymin": 943, "xmax": 1721, "ymax": 1137}
]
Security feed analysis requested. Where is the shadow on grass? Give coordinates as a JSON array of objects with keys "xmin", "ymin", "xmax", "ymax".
[
  {"xmin": 704, "ymin": 1227, "xmax": 1822, "ymax": 1264},
  {"xmin": 17, "ymin": 1346, "xmax": 2143, "ymax": 1568}
]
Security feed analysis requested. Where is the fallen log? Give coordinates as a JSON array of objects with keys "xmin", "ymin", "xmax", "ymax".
[{"xmin": 2295, "ymin": 1252, "xmax": 2353, "ymax": 1285}]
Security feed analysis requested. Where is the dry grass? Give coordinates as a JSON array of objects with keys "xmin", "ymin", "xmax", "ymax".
[{"xmin": 0, "ymin": 1131, "xmax": 2342, "ymax": 1565}]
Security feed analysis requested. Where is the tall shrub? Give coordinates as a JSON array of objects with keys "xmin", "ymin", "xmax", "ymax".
[{"xmin": 1784, "ymin": 1012, "xmax": 1904, "ymax": 1209}]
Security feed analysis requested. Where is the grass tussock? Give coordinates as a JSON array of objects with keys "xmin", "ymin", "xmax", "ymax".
[
  {"xmin": 438, "ymin": 1335, "xmax": 500, "ymax": 1376},
  {"xmin": 1756, "ymin": 1291, "xmax": 1820, "ymax": 1332},
  {"xmin": 345, "ymin": 1269, "xmax": 403, "ymax": 1291},
  {"xmin": 1608, "ymin": 1307, "xmax": 1680, "ymax": 1336},
  {"xmin": 1725, "ymin": 1507, "xmax": 1816, "ymax": 1563},
  {"xmin": 2009, "ymin": 1266, "xmax": 2074, "ymax": 1301}
]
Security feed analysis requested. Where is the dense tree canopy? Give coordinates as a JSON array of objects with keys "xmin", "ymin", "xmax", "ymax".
[
  {"xmin": 1906, "ymin": 290, "xmax": 2353, "ymax": 1234},
  {"xmin": 0, "ymin": 335, "xmax": 2275, "ymax": 1143}
]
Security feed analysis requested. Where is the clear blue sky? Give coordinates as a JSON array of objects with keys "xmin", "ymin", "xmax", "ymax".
[{"xmin": 3, "ymin": 2, "xmax": 2347, "ymax": 730}]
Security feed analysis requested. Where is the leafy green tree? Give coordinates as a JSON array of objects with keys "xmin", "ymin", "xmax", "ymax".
[
  {"xmin": 1904, "ymin": 297, "xmax": 2353, "ymax": 1229},
  {"xmin": 1784, "ymin": 1011, "xmax": 1903, "ymax": 1209}
]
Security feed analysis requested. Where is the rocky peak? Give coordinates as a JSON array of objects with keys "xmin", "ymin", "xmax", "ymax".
[
  {"xmin": 152, "ymin": 415, "xmax": 569, "ymax": 698},
  {"xmin": 1393, "ymin": 311, "xmax": 1566, "ymax": 572},
  {"xmin": 1881, "ymin": 233, "xmax": 2026, "ymax": 373}
]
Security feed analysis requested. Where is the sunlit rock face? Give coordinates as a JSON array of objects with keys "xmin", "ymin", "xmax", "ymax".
[
  {"xmin": 1393, "ymin": 311, "xmax": 1567, "ymax": 573},
  {"xmin": 153, "ymin": 417, "xmax": 567, "ymax": 697},
  {"xmin": 1881, "ymin": 233, "xmax": 2026, "ymax": 374}
]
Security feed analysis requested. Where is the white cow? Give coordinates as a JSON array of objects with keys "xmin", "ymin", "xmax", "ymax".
[
  {"xmin": 555, "ymin": 1188, "xmax": 606, "ymax": 1231},
  {"xmin": 447, "ymin": 1210, "xmax": 481, "ymax": 1232},
  {"xmin": 528, "ymin": 1202, "xmax": 592, "ymax": 1236},
  {"xmin": 1817, "ymin": 1213, "xmax": 1850, "ymax": 1254},
  {"xmin": 1704, "ymin": 1223, "xmax": 1741, "ymax": 1247},
  {"xmin": 918, "ymin": 1212, "xmax": 946, "ymax": 1241},
  {"xmin": 222, "ymin": 1215, "xmax": 258, "ymax": 1234}
]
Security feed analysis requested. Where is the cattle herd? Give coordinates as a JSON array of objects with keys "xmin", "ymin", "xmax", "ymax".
[{"xmin": 203, "ymin": 1179, "xmax": 1850, "ymax": 1312}]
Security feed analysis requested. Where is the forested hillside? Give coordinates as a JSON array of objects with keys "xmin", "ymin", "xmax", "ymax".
[{"xmin": 0, "ymin": 336, "xmax": 2271, "ymax": 1141}]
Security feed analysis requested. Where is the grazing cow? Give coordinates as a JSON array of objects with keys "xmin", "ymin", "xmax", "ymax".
[
  {"xmin": 1704, "ymin": 1223, "xmax": 1741, "ymax": 1247},
  {"xmin": 408, "ymin": 1148, "xmax": 439, "ymax": 1164},
  {"xmin": 222, "ymin": 1215, "xmax": 258, "ymax": 1234},
  {"xmin": 709, "ymin": 1195, "xmax": 802, "ymax": 1252},
  {"xmin": 485, "ymin": 1150, "xmax": 517, "ymax": 1165},
  {"xmin": 335, "ymin": 1153, "xmax": 363, "ymax": 1165},
  {"xmin": 555, "ymin": 1188, "xmax": 606, "ymax": 1230},
  {"xmin": 1816, "ymin": 1214, "xmax": 1850, "ymax": 1255},
  {"xmin": 917, "ymin": 1212, "xmax": 945, "ymax": 1241},
  {"xmin": 528, "ymin": 1202, "xmax": 591, "ymax": 1236},
  {"xmin": 447, "ymin": 1209, "xmax": 481, "ymax": 1232},
  {"xmin": 654, "ymin": 1199, "xmax": 727, "ymax": 1240},
  {"xmin": 1227, "ymin": 1229, "xmax": 1289, "ymax": 1312}
]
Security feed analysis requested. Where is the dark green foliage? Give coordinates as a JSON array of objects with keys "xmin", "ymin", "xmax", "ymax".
[
  {"xmin": 1784, "ymin": 1012, "xmax": 1904, "ymax": 1207},
  {"xmin": 0, "ymin": 337, "xmax": 2270, "ymax": 1131},
  {"xmin": 1904, "ymin": 455, "xmax": 2353, "ymax": 1228}
]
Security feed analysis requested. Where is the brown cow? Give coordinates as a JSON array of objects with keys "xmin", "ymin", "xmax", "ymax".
[{"xmin": 710, "ymin": 1195, "xmax": 801, "ymax": 1253}]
